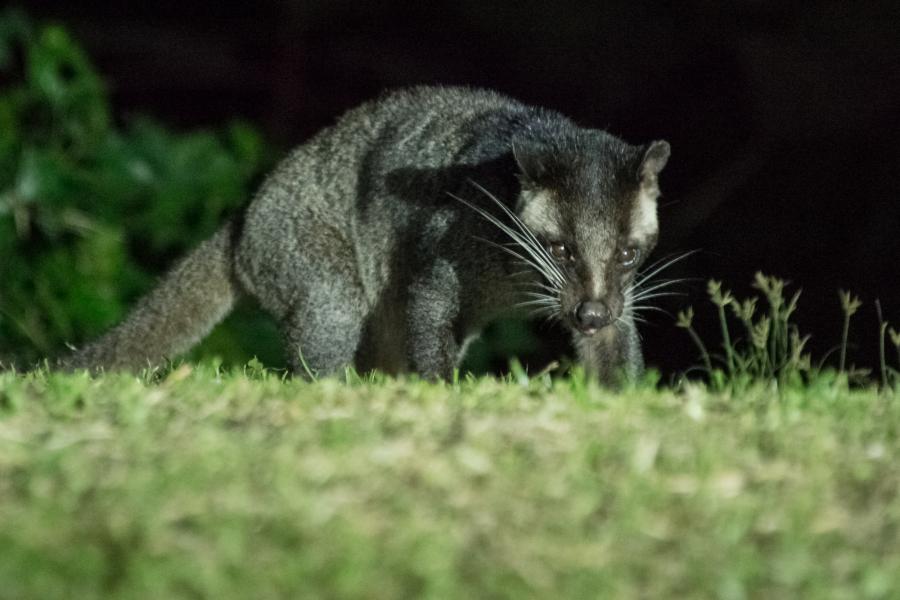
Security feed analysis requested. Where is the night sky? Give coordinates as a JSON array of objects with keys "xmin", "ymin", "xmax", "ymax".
[{"xmin": 24, "ymin": 1, "xmax": 900, "ymax": 375}]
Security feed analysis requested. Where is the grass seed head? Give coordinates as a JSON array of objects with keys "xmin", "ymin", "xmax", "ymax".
[
  {"xmin": 676, "ymin": 306, "xmax": 695, "ymax": 328},
  {"xmin": 707, "ymin": 280, "xmax": 734, "ymax": 308},
  {"xmin": 752, "ymin": 317, "xmax": 771, "ymax": 350},
  {"xmin": 889, "ymin": 327, "xmax": 900, "ymax": 348},
  {"xmin": 730, "ymin": 297, "xmax": 758, "ymax": 324},
  {"xmin": 838, "ymin": 290, "xmax": 862, "ymax": 317}
]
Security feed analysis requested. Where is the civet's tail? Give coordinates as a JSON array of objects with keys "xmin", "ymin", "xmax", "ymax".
[{"xmin": 61, "ymin": 219, "xmax": 243, "ymax": 373}]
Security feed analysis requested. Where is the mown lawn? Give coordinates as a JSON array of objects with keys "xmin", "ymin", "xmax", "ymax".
[{"xmin": 1, "ymin": 367, "xmax": 898, "ymax": 599}]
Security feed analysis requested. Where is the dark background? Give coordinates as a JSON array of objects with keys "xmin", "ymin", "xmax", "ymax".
[{"xmin": 21, "ymin": 0, "xmax": 900, "ymax": 376}]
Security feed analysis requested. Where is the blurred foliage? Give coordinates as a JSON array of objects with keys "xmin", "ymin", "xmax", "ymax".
[{"xmin": 0, "ymin": 9, "xmax": 279, "ymax": 367}]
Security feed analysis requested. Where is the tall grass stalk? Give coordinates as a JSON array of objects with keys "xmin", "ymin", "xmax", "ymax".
[
  {"xmin": 707, "ymin": 281, "xmax": 735, "ymax": 376},
  {"xmin": 838, "ymin": 290, "xmax": 862, "ymax": 374},
  {"xmin": 876, "ymin": 300, "xmax": 889, "ymax": 389},
  {"xmin": 891, "ymin": 327, "xmax": 900, "ymax": 383},
  {"xmin": 676, "ymin": 307, "xmax": 713, "ymax": 375}
]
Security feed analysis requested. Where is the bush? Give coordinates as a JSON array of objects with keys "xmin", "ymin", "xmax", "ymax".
[{"xmin": 0, "ymin": 9, "xmax": 276, "ymax": 368}]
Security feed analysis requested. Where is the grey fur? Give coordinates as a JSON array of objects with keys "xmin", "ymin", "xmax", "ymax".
[{"xmin": 61, "ymin": 86, "xmax": 672, "ymax": 383}]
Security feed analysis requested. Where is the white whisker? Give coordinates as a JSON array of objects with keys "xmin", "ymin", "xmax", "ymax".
[
  {"xmin": 627, "ymin": 277, "xmax": 692, "ymax": 298},
  {"xmin": 472, "ymin": 235, "xmax": 562, "ymax": 287},
  {"xmin": 515, "ymin": 300, "xmax": 560, "ymax": 310},
  {"xmin": 627, "ymin": 306, "xmax": 671, "ymax": 319},
  {"xmin": 632, "ymin": 250, "xmax": 698, "ymax": 288},
  {"xmin": 519, "ymin": 292, "xmax": 559, "ymax": 301},
  {"xmin": 517, "ymin": 281, "xmax": 562, "ymax": 295},
  {"xmin": 628, "ymin": 290, "xmax": 686, "ymax": 303}
]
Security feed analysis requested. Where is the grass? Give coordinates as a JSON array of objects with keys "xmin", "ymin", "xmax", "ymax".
[{"xmin": 1, "ymin": 366, "xmax": 899, "ymax": 599}]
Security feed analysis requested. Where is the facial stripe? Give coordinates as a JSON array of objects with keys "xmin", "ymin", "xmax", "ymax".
[
  {"xmin": 517, "ymin": 189, "xmax": 562, "ymax": 239},
  {"xmin": 574, "ymin": 218, "xmax": 614, "ymax": 300},
  {"xmin": 592, "ymin": 277, "xmax": 604, "ymax": 300},
  {"xmin": 630, "ymin": 186, "xmax": 659, "ymax": 242}
]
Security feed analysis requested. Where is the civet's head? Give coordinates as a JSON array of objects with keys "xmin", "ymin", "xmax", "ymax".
[{"xmin": 510, "ymin": 129, "xmax": 670, "ymax": 337}]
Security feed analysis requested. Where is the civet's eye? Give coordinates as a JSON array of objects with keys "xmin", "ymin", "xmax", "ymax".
[
  {"xmin": 618, "ymin": 246, "xmax": 640, "ymax": 268},
  {"xmin": 548, "ymin": 241, "xmax": 570, "ymax": 261}
]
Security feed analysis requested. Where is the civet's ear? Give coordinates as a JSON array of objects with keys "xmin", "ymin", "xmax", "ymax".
[
  {"xmin": 638, "ymin": 140, "xmax": 671, "ymax": 184},
  {"xmin": 511, "ymin": 138, "xmax": 548, "ymax": 184}
]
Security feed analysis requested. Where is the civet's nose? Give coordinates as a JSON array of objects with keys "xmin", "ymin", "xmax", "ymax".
[{"xmin": 575, "ymin": 301, "xmax": 611, "ymax": 334}]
